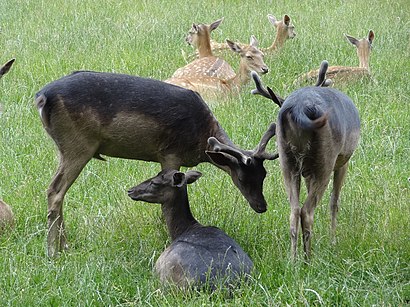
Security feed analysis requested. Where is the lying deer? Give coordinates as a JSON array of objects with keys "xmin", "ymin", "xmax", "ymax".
[
  {"xmin": 166, "ymin": 36, "xmax": 268, "ymax": 102},
  {"xmin": 294, "ymin": 30, "xmax": 374, "ymax": 86},
  {"xmin": 252, "ymin": 61, "xmax": 361, "ymax": 260},
  {"xmin": 209, "ymin": 14, "xmax": 296, "ymax": 54},
  {"xmin": 36, "ymin": 71, "xmax": 277, "ymax": 257},
  {"xmin": 0, "ymin": 200, "xmax": 14, "ymax": 235},
  {"xmin": 128, "ymin": 169, "xmax": 253, "ymax": 290},
  {"xmin": 0, "ymin": 58, "xmax": 15, "ymax": 79},
  {"xmin": 178, "ymin": 18, "xmax": 235, "ymax": 81}
]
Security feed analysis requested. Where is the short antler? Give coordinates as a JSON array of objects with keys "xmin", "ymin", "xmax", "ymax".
[
  {"xmin": 250, "ymin": 71, "xmax": 284, "ymax": 107},
  {"xmin": 207, "ymin": 137, "xmax": 252, "ymax": 165},
  {"xmin": 315, "ymin": 60, "xmax": 332, "ymax": 87},
  {"xmin": 253, "ymin": 122, "xmax": 279, "ymax": 160}
]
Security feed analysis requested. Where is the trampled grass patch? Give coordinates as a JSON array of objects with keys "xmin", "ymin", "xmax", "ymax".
[{"xmin": 1, "ymin": 0, "xmax": 409, "ymax": 305}]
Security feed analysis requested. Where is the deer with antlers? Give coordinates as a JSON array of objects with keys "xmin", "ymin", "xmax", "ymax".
[
  {"xmin": 166, "ymin": 36, "xmax": 268, "ymax": 102},
  {"xmin": 252, "ymin": 61, "xmax": 361, "ymax": 260},
  {"xmin": 294, "ymin": 30, "xmax": 374, "ymax": 86}
]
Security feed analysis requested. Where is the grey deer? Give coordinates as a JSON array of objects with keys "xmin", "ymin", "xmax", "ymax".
[
  {"xmin": 36, "ymin": 71, "xmax": 277, "ymax": 257},
  {"xmin": 252, "ymin": 60, "xmax": 360, "ymax": 260},
  {"xmin": 128, "ymin": 169, "xmax": 253, "ymax": 290}
]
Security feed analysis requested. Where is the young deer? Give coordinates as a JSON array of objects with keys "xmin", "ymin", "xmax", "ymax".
[
  {"xmin": 166, "ymin": 36, "xmax": 268, "ymax": 102},
  {"xmin": 0, "ymin": 200, "xmax": 14, "ymax": 235},
  {"xmin": 252, "ymin": 61, "xmax": 361, "ymax": 260},
  {"xmin": 209, "ymin": 14, "xmax": 296, "ymax": 54},
  {"xmin": 36, "ymin": 71, "xmax": 277, "ymax": 257},
  {"xmin": 179, "ymin": 18, "xmax": 235, "ymax": 81},
  {"xmin": 294, "ymin": 30, "xmax": 374, "ymax": 86},
  {"xmin": 128, "ymin": 169, "xmax": 253, "ymax": 290},
  {"xmin": 0, "ymin": 58, "xmax": 15, "ymax": 79}
]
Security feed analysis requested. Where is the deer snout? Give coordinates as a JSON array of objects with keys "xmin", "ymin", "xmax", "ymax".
[
  {"xmin": 127, "ymin": 188, "xmax": 140, "ymax": 201},
  {"xmin": 261, "ymin": 66, "xmax": 269, "ymax": 74},
  {"xmin": 249, "ymin": 199, "xmax": 267, "ymax": 213}
]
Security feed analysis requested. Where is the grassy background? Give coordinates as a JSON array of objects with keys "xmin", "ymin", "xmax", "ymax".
[{"xmin": 1, "ymin": 0, "xmax": 409, "ymax": 305}]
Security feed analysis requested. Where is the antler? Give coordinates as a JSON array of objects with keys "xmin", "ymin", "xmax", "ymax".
[
  {"xmin": 207, "ymin": 137, "xmax": 252, "ymax": 165},
  {"xmin": 250, "ymin": 71, "xmax": 284, "ymax": 107},
  {"xmin": 315, "ymin": 60, "xmax": 332, "ymax": 87},
  {"xmin": 253, "ymin": 122, "xmax": 279, "ymax": 160}
]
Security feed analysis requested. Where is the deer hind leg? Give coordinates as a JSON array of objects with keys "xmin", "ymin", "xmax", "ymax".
[
  {"xmin": 281, "ymin": 166, "xmax": 301, "ymax": 260},
  {"xmin": 330, "ymin": 163, "xmax": 348, "ymax": 244},
  {"xmin": 47, "ymin": 151, "xmax": 93, "ymax": 258},
  {"xmin": 301, "ymin": 175, "xmax": 331, "ymax": 260}
]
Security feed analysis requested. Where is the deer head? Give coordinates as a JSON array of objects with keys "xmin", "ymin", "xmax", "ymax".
[{"xmin": 345, "ymin": 30, "xmax": 374, "ymax": 69}]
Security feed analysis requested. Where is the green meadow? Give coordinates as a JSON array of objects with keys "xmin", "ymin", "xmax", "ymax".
[{"xmin": 1, "ymin": 0, "xmax": 409, "ymax": 305}]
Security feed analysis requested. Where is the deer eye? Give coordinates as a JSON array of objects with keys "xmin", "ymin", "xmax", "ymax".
[{"xmin": 246, "ymin": 55, "xmax": 253, "ymax": 60}]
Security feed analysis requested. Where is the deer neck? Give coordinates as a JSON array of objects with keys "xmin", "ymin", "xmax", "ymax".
[
  {"xmin": 266, "ymin": 30, "xmax": 287, "ymax": 51},
  {"xmin": 357, "ymin": 49, "xmax": 370, "ymax": 70},
  {"xmin": 161, "ymin": 188, "xmax": 199, "ymax": 241},
  {"xmin": 197, "ymin": 33, "xmax": 213, "ymax": 58}
]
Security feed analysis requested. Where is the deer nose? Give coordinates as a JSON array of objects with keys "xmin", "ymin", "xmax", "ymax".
[{"xmin": 261, "ymin": 67, "xmax": 269, "ymax": 74}]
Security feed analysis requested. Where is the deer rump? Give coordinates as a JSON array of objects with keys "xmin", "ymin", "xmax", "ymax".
[
  {"xmin": 277, "ymin": 87, "xmax": 360, "ymax": 173},
  {"xmin": 36, "ymin": 71, "xmax": 215, "ymax": 166}
]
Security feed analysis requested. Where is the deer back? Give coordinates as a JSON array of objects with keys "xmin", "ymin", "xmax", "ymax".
[
  {"xmin": 36, "ymin": 71, "xmax": 216, "ymax": 167},
  {"xmin": 278, "ymin": 86, "xmax": 360, "ymax": 165}
]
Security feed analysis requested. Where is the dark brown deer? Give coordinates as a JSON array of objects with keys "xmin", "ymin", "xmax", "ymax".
[
  {"xmin": 252, "ymin": 61, "xmax": 360, "ymax": 260},
  {"xmin": 0, "ymin": 58, "xmax": 15, "ymax": 79},
  {"xmin": 128, "ymin": 169, "xmax": 253, "ymax": 289},
  {"xmin": 36, "ymin": 71, "xmax": 277, "ymax": 257}
]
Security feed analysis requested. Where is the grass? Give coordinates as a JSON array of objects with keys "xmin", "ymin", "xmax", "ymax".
[{"xmin": 1, "ymin": 0, "xmax": 409, "ymax": 305}]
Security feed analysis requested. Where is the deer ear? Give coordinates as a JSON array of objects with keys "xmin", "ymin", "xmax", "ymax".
[
  {"xmin": 206, "ymin": 151, "xmax": 237, "ymax": 167},
  {"xmin": 250, "ymin": 35, "xmax": 258, "ymax": 47},
  {"xmin": 210, "ymin": 18, "xmax": 223, "ymax": 31},
  {"xmin": 368, "ymin": 30, "xmax": 375, "ymax": 44},
  {"xmin": 185, "ymin": 171, "xmax": 202, "ymax": 184},
  {"xmin": 345, "ymin": 34, "xmax": 359, "ymax": 47},
  {"xmin": 267, "ymin": 14, "xmax": 278, "ymax": 26},
  {"xmin": 283, "ymin": 14, "xmax": 290, "ymax": 26},
  {"xmin": 226, "ymin": 39, "xmax": 242, "ymax": 53},
  {"xmin": 172, "ymin": 172, "xmax": 186, "ymax": 188}
]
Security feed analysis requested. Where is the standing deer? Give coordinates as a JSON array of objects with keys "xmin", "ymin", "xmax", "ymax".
[
  {"xmin": 252, "ymin": 61, "xmax": 361, "ymax": 260},
  {"xmin": 178, "ymin": 18, "xmax": 236, "ymax": 81},
  {"xmin": 0, "ymin": 58, "xmax": 15, "ymax": 79},
  {"xmin": 294, "ymin": 30, "xmax": 374, "ymax": 86},
  {"xmin": 36, "ymin": 71, "xmax": 277, "ymax": 257},
  {"xmin": 209, "ymin": 14, "xmax": 296, "ymax": 54},
  {"xmin": 166, "ymin": 36, "xmax": 268, "ymax": 102},
  {"xmin": 128, "ymin": 169, "xmax": 253, "ymax": 290},
  {"xmin": 0, "ymin": 200, "xmax": 14, "ymax": 235}
]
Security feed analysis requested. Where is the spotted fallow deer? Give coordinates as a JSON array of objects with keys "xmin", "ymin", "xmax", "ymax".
[
  {"xmin": 0, "ymin": 58, "xmax": 15, "ymax": 79},
  {"xmin": 209, "ymin": 14, "xmax": 296, "ymax": 54},
  {"xmin": 36, "ymin": 71, "xmax": 277, "ymax": 257},
  {"xmin": 252, "ymin": 61, "xmax": 361, "ymax": 260},
  {"xmin": 294, "ymin": 30, "xmax": 374, "ymax": 86},
  {"xmin": 173, "ymin": 18, "xmax": 235, "ymax": 81},
  {"xmin": 166, "ymin": 36, "xmax": 268, "ymax": 102}
]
